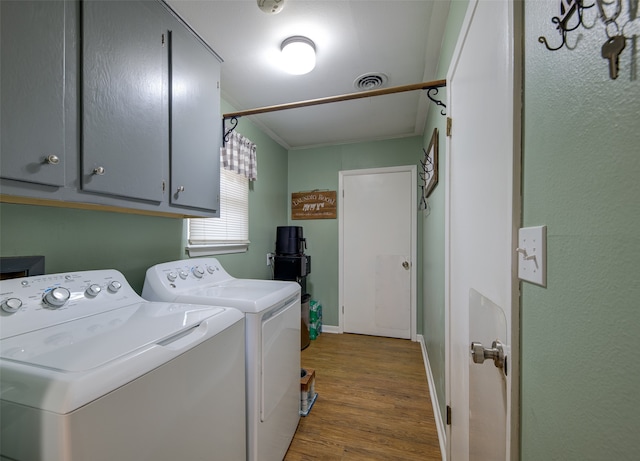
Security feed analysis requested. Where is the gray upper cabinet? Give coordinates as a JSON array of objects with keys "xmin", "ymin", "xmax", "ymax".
[
  {"xmin": 0, "ymin": 0, "xmax": 221, "ymax": 217},
  {"xmin": 81, "ymin": 0, "xmax": 167, "ymax": 203},
  {"xmin": 168, "ymin": 19, "xmax": 221, "ymax": 213},
  {"xmin": 0, "ymin": 1, "xmax": 67, "ymax": 187}
]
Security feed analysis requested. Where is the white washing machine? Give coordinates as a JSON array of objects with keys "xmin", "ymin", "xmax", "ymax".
[
  {"xmin": 0, "ymin": 269, "xmax": 246, "ymax": 461},
  {"xmin": 142, "ymin": 258, "xmax": 301, "ymax": 461}
]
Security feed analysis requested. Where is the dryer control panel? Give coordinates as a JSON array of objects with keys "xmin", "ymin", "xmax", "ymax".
[
  {"xmin": 0, "ymin": 270, "xmax": 141, "ymax": 339},
  {"xmin": 143, "ymin": 257, "xmax": 234, "ymax": 293}
]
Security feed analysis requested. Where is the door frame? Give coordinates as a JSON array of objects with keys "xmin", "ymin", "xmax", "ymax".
[
  {"xmin": 444, "ymin": 0, "xmax": 522, "ymax": 459},
  {"xmin": 338, "ymin": 165, "xmax": 417, "ymax": 341}
]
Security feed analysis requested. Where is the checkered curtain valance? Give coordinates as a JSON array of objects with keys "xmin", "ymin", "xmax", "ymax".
[{"xmin": 221, "ymin": 131, "xmax": 257, "ymax": 181}]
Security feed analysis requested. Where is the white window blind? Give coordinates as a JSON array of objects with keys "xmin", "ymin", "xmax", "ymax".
[{"xmin": 188, "ymin": 167, "xmax": 249, "ymax": 250}]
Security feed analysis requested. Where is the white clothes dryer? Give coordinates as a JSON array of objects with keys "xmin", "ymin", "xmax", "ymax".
[
  {"xmin": 143, "ymin": 258, "xmax": 301, "ymax": 461},
  {"xmin": 0, "ymin": 269, "xmax": 246, "ymax": 461}
]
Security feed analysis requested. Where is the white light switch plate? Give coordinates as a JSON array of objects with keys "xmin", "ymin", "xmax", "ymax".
[{"xmin": 518, "ymin": 225, "xmax": 547, "ymax": 287}]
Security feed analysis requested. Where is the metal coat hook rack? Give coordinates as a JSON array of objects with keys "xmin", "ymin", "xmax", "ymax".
[
  {"xmin": 418, "ymin": 149, "xmax": 435, "ymax": 210},
  {"xmin": 539, "ymin": 0, "xmax": 638, "ymax": 80},
  {"xmin": 538, "ymin": 0, "xmax": 596, "ymax": 51},
  {"xmin": 221, "ymin": 79, "xmax": 447, "ymax": 144}
]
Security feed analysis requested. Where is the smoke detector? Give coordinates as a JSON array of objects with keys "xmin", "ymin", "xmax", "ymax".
[
  {"xmin": 257, "ymin": 0, "xmax": 285, "ymax": 14},
  {"xmin": 353, "ymin": 72, "xmax": 389, "ymax": 91}
]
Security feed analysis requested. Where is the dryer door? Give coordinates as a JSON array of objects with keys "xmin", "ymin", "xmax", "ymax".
[{"xmin": 260, "ymin": 299, "xmax": 300, "ymax": 422}]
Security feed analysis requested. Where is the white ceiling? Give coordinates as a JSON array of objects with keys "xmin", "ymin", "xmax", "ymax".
[{"xmin": 166, "ymin": 0, "xmax": 450, "ymax": 149}]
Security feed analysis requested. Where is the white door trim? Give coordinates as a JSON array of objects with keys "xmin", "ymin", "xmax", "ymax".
[{"xmin": 338, "ymin": 165, "xmax": 417, "ymax": 341}]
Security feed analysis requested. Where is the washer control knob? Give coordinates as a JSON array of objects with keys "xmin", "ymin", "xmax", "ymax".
[
  {"xmin": 167, "ymin": 272, "xmax": 177, "ymax": 282},
  {"xmin": 192, "ymin": 266, "xmax": 205, "ymax": 278},
  {"xmin": 179, "ymin": 270, "xmax": 189, "ymax": 280},
  {"xmin": 85, "ymin": 284, "xmax": 102, "ymax": 297},
  {"xmin": 1, "ymin": 298, "xmax": 23, "ymax": 314},
  {"xmin": 43, "ymin": 287, "xmax": 71, "ymax": 308},
  {"xmin": 206, "ymin": 265, "xmax": 215, "ymax": 274},
  {"xmin": 107, "ymin": 281, "xmax": 122, "ymax": 293}
]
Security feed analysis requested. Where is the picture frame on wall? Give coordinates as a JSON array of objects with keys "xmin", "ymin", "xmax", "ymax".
[{"xmin": 422, "ymin": 127, "xmax": 439, "ymax": 199}]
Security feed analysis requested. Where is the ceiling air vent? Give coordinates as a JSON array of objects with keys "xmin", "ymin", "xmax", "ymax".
[{"xmin": 353, "ymin": 73, "xmax": 389, "ymax": 91}]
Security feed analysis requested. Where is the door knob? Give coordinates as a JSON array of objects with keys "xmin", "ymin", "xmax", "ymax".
[{"xmin": 470, "ymin": 340, "xmax": 506, "ymax": 373}]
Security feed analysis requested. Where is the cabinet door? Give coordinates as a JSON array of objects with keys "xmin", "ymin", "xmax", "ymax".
[
  {"xmin": 169, "ymin": 23, "xmax": 221, "ymax": 213},
  {"xmin": 82, "ymin": 0, "xmax": 167, "ymax": 202},
  {"xmin": 0, "ymin": 1, "xmax": 66, "ymax": 187}
]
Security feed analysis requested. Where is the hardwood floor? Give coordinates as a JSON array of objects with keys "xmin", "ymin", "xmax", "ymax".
[{"xmin": 284, "ymin": 333, "xmax": 442, "ymax": 461}]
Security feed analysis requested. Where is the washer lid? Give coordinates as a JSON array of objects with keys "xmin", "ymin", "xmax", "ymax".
[
  {"xmin": 178, "ymin": 279, "xmax": 300, "ymax": 314},
  {"xmin": 0, "ymin": 302, "xmax": 243, "ymax": 414},
  {"xmin": 0, "ymin": 302, "xmax": 227, "ymax": 372}
]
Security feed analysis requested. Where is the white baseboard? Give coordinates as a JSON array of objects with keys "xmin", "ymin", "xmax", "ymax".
[
  {"xmin": 417, "ymin": 334, "xmax": 447, "ymax": 461},
  {"xmin": 319, "ymin": 325, "xmax": 341, "ymax": 334}
]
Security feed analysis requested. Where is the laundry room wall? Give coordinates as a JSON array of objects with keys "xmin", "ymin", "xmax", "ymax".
[
  {"xmin": 521, "ymin": 0, "xmax": 640, "ymax": 458},
  {"xmin": 0, "ymin": 203, "xmax": 182, "ymax": 290},
  {"xmin": 0, "ymin": 98, "xmax": 289, "ymax": 293},
  {"xmin": 420, "ymin": 0, "xmax": 469, "ymax": 428},
  {"xmin": 287, "ymin": 136, "xmax": 424, "ymax": 328},
  {"xmin": 194, "ymin": 99, "xmax": 290, "ymax": 280}
]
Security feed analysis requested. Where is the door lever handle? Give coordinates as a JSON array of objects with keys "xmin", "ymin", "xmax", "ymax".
[{"xmin": 470, "ymin": 340, "xmax": 506, "ymax": 374}]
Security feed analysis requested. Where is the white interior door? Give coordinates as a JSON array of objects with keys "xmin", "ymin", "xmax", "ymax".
[
  {"xmin": 339, "ymin": 166, "xmax": 416, "ymax": 340},
  {"xmin": 445, "ymin": 0, "xmax": 521, "ymax": 460}
]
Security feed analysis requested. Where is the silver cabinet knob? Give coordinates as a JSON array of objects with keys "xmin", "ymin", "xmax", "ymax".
[
  {"xmin": 45, "ymin": 154, "xmax": 60, "ymax": 165},
  {"xmin": 93, "ymin": 166, "xmax": 106, "ymax": 175},
  {"xmin": 177, "ymin": 186, "xmax": 185, "ymax": 193},
  {"xmin": 402, "ymin": 261, "xmax": 410, "ymax": 269}
]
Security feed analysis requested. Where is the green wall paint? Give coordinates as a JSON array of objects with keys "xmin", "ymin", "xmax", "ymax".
[
  {"xmin": 288, "ymin": 137, "xmax": 424, "ymax": 327},
  {"xmin": 521, "ymin": 0, "xmax": 640, "ymax": 458},
  {"xmin": 0, "ymin": 203, "xmax": 182, "ymax": 291},
  {"xmin": 421, "ymin": 0, "xmax": 468, "ymax": 427}
]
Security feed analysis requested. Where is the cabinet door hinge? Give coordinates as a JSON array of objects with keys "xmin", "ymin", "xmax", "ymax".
[
  {"xmin": 446, "ymin": 405, "xmax": 452, "ymax": 425},
  {"xmin": 446, "ymin": 117, "xmax": 452, "ymax": 137}
]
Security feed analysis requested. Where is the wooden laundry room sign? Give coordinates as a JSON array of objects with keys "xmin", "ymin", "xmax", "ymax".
[{"xmin": 291, "ymin": 190, "xmax": 337, "ymax": 220}]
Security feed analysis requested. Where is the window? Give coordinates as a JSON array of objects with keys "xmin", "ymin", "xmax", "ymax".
[{"xmin": 187, "ymin": 167, "xmax": 249, "ymax": 256}]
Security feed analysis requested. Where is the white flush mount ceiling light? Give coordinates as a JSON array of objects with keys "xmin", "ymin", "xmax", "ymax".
[
  {"xmin": 257, "ymin": 0, "xmax": 285, "ymax": 14},
  {"xmin": 281, "ymin": 36, "xmax": 316, "ymax": 75}
]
